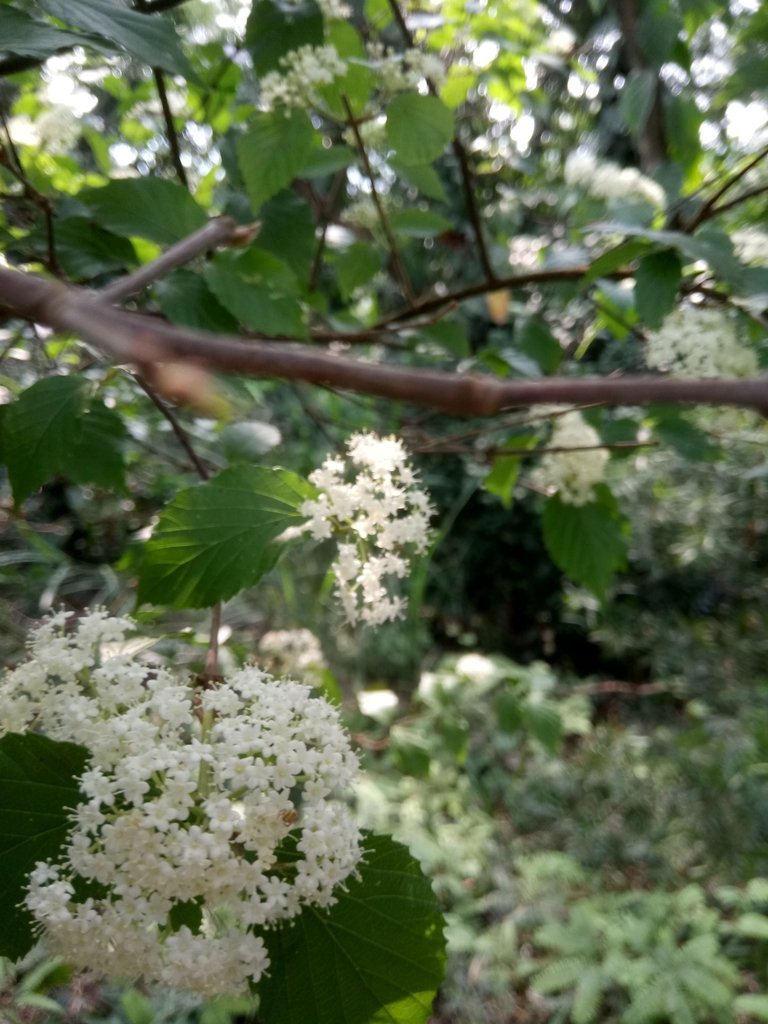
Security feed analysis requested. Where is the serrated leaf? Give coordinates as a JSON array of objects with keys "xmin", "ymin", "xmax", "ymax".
[
  {"xmin": 634, "ymin": 249, "xmax": 681, "ymax": 328},
  {"xmin": 238, "ymin": 111, "xmax": 315, "ymax": 213},
  {"xmin": 391, "ymin": 161, "xmax": 449, "ymax": 203},
  {"xmin": 245, "ymin": 0, "xmax": 323, "ymax": 76},
  {"xmin": 0, "ymin": 6, "xmax": 92, "ymax": 60},
  {"xmin": 138, "ymin": 466, "xmax": 314, "ymax": 608},
  {"xmin": 572, "ymin": 966, "xmax": 605, "ymax": 1024},
  {"xmin": 650, "ymin": 408, "xmax": 721, "ymax": 461},
  {"xmin": 37, "ymin": 0, "xmax": 192, "ymax": 76},
  {"xmin": 0, "ymin": 733, "xmax": 89, "ymax": 961},
  {"xmin": 494, "ymin": 691, "xmax": 523, "ymax": 734},
  {"xmin": 334, "ymin": 243, "xmax": 383, "ymax": 299},
  {"xmin": 205, "ymin": 249, "xmax": 306, "ymax": 337},
  {"xmin": 68, "ymin": 400, "xmax": 127, "ymax": 492},
  {"xmin": 155, "ymin": 270, "xmax": 239, "ymax": 333},
  {"xmin": 79, "ymin": 180, "xmax": 207, "ymax": 246},
  {"xmin": 542, "ymin": 490, "xmax": 627, "ymax": 597},
  {"xmin": 733, "ymin": 912, "xmax": 768, "ymax": 939},
  {"xmin": 3, "ymin": 376, "xmax": 91, "ymax": 503},
  {"xmin": 532, "ymin": 957, "xmax": 590, "ymax": 994},
  {"xmin": 734, "ymin": 994, "xmax": 768, "ymax": 1021},
  {"xmin": 517, "ymin": 317, "xmax": 563, "ymax": 373},
  {"xmin": 581, "ymin": 239, "xmax": 650, "ymax": 286},
  {"xmin": 618, "ymin": 69, "xmax": 656, "ymax": 134},
  {"xmin": 50, "ymin": 218, "xmax": 137, "ymax": 281},
  {"xmin": 390, "ymin": 209, "xmax": 453, "ymax": 237},
  {"xmin": 257, "ymin": 192, "xmax": 317, "ymax": 284},
  {"xmin": 522, "ymin": 701, "xmax": 563, "ymax": 753},
  {"xmin": 258, "ymin": 833, "xmax": 446, "ymax": 1024},
  {"xmin": 386, "ymin": 94, "xmax": 454, "ymax": 166}
]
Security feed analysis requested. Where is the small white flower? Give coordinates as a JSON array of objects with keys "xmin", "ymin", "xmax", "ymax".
[
  {"xmin": 302, "ymin": 433, "xmax": 434, "ymax": 625},
  {"xmin": 531, "ymin": 410, "xmax": 609, "ymax": 506}
]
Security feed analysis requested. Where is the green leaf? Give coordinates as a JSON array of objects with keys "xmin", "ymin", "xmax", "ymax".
[
  {"xmin": 245, "ymin": 0, "xmax": 323, "ymax": 76},
  {"xmin": 205, "ymin": 249, "xmax": 307, "ymax": 337},
  {"xmin": 36, "ymin": 0, "xmax": 192, "ymax": 76},
  {"xmin": 542, "ymin": 489, "xmax": 627, "ymax": 597},
  {"xmin": 390, "ymin": 209, "xmax": 453, "ymax": 238},
  {"xmin": 334, "ymin": 243, "xmax": 384, "ymax": 299},
  {"xmin": 0, "ymin": 733, "xmax": 89, "ymax": 961},
  {"xmin": 517, "ymin": 317, "xmax": 563, "ymax": 373},
  {"xmin": 299, "ymin": 144, "xmax": 356, "ymax": 178},
  {"xmin": 258, "ymin": 834, "xmax": 446, "ymax": 1024},
  {"xmin": 391, "ymin": 161, "xmax": 449, "ymax": 203},
  {"xmin": 650, "ymin": 408, "xmax": 721, "ymax": 461},
  {"xmin": 155, "ymin": 270, "xmax": 239, "ymax": 333},
  {"xmin": 48, "ymin": 218, "xmax": 137, "ymax": 281},
  {"xmin": 0, "ymin": 6, "xmax": 92, "ymax": 60},
  {"xmin": 494, "ymin": 691, "xmax": 523, "ymax": 734},
  {"xmin": 522, "ymin": 702, "xmax": 563, "ymax": 753},
  {"xmin": 79, "ymin": 180, "xmax": 207, "ymax": 246},
  {"xmin": 137, "ymin": 465, "xmax": 314, "ymax": 608},
  {"xmin": 618, "ymin": 69, "xmax": 657, "ymax": 134},
  {"xmin": 68, "ymin": 400, "xmax": 127, "ymax": 492},
  {"xmin": 385, "ymin": 94, "xmax": 454, "ymax": 165},
  {"xmin": 733, "ymin": 912, "xmax": 768, "ymax": 939},
  {"xmin": 572, "ymin": 966, "xmax": 605, "ymax": 1024},
  {"xmin": 581, "ymin": 239, "xmax": 650, "ymax": 286},
  {"xmin": 238, "ymin": 111, "xmax": 315, "ymax": 213},
  {"xmin": 257, "ymin": 192, "xmax": 317, "ymax": 285},
  {"xmin": 320, "ymin": 21, "xmax": 374, "ymax": 117},
  {"xmin": 484, "ymin": 455, "xmax": 522, "ymax": 508},
  {"xmin": 634, "ymin": 249, "xmax": 681, "ymax": 328},
  {"xmin": 734, "ymin": 994, "xmax": 768, "ymax": 1021},
  {"xmin": 3, "ymin": 376, "xmax": 91, "ymax": 503}
]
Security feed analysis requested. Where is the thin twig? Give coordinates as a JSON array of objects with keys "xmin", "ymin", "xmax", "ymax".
[
  {"xmin": 384, "ymin": 0, "xmax": 497, "ymax": 283},
  {"xmin": 0, "ymin": 110, "xmax": 60, "ymax": 275},
  {"xmin": 375, "ymin": 265, "xmax": 635, "ymax": 327},
  {"xmin": 685, "ymin": 142, "xmax": 768, "ymax": 232},
  {"xmin": 706, "ymin": 182, "xmax": 768, "ymax": 220},
  {"xmin": 309, "ymin": 170, "xmax": 348, "ymax": 290},
  {"xmin": 416, "ymin": 440, "xmax": 657, "ymax": 457},
  {"xmin": 342, "ymin": 96, "xmax": 414, "ymax": 302},
  {"xmin": 99, "ymin": 216, "xmax": 246, "ymax": 304},
  {"xmin": 133, "ymin": 373, "xmax": 211, "ymax": 479},
  {"xmin": 205, "ymin": 602, "xmax": 222, "ymax": 677},
  {"xmin": 153, "ymin": 67, "xmax": 189, "ymax": 188}
]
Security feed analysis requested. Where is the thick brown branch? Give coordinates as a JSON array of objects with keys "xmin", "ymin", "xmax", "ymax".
[
  {"xmin": 612, "ymin": 0, "xmax": 668, "ymax": 170},
  {"xmin": 99, "ymin": 216, "xmax": 244, "ymax": 304},
  {"xmin": 1, "ymin": 267, "xmax": 767, "ymax": 417}
]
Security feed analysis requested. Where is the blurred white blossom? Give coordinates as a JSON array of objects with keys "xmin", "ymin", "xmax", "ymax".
[
  {"xmin": 302, "ymin": 433, "xmax": 434, "ymax": 626},
  {"xmin": 259, "ymin": 44, "xmax": 347, "ymax": 110},
  {"xmin": 532, "ymin": 410, "xmax": 609, "ymax": 506},
  {"xmin": 1, "ymin": 611, "xmax": 361, "ymax": 998},
  {"xmin": 732, "ymin": 227, "xmax": 768, "ymax": 266},
  {"xmin": 645, "ymin": 306, "xmax": 758, "ymax": 378},
  {"xmin": 565, "ymin": 151, "xmax": 665, "ymax": 209}
]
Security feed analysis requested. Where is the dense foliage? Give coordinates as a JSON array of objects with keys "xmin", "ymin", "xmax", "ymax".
[{"xmin": 1, "ymin": 0, "xmax": 768, "ymax": 1021}]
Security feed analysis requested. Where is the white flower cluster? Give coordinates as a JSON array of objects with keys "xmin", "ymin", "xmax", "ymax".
[
  {"xmin": 532, "ymin": 410, "xmax": 609, "ymax": 506},
  {"xmin": 565, "ymin": 151, "xmax": 666, "ymax": 209},
  {"xmin": 1, "ymin": 611, "xmax": 361, "ymax": 998},
  {"xmin": 259, "ymin": 40, "xmax": 446, "ymax": 112},
  {"xmin": 366, "ymin": 43, "xmax": 447, "ymax": 92},
  {"xmin": 645, "ymin": 306, "xmax": 758, "ymax": 378},
  {"xmin": 302, "ymin": 433, "xmax": 433, "ymax": 626},
  {"xmin": 259, "ymin": 44, "xmax": 347, "ymax": 111},
  {"xmin": 732, "ymin": 227, "xmax": 768, "ymax": 266}
]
